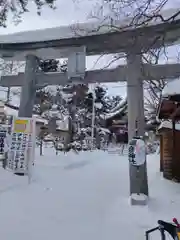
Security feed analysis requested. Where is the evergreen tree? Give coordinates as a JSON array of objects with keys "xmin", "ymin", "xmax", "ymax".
[{"xmin": 39, "ymin": 59, "xmax": 59, "ymax": 72}]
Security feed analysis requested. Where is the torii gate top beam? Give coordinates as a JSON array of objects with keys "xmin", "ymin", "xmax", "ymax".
[
  {"xmin": 0, "ymin": 8, "xmax": 180, "ymax": 60},
  {"xmin": 1, "ymin": 63, "xmax": 180, "ymax": 87}
]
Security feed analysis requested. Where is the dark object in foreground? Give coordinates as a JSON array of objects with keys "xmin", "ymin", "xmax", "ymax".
[
  {"xmin": 145, "ymin": 219, "xmax": 180, "ymax": 240},
  {"xmin": 14, "ymin": 173, "xmax": 25, "ymax": 176}
]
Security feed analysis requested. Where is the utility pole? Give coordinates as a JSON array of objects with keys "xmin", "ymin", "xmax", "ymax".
[{"xmin": 91, "ymin": 88, "xmax": 96, "ymax": 150}]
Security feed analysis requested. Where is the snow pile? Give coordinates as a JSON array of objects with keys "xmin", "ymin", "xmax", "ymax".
[{"xmin": 0, "ymin": 149, "xmax": 179, "ymax": 240}]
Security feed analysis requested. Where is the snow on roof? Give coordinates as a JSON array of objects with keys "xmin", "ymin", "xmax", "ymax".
[
  {"xmin": 56, "ymin": 116, "xmax": 69, "ymax": 131},
  {"xmin": 61, "ymin": 92, "xmax": 74, "ymax": 102},
  {"xmin": 158, "ymin": 120, "xmax": 180, "ymax": 131},
  {"xmin": 146, "ymin": 120, "xmax": 154, "ymax": 125},
  {"xmin": 44, "ymin": 134, "xmax": 54, "ymax": 141},
  {"xmin": 0, "ymin": 8, "xmax": 179, "ymax": 44},
  {"xmin": 80, "ymin": 127, "xmax": 92, "ymax": 132},
  {"xmin": 109, "ymin": 98, "xmax": 127, "ymax": 113},
  {"xmin": 146, "ymin": 107, "xmax": 156, "ymax": 114},
  {"xmin": 98, "ymin": 128, "xmax": 111, "ymax": 134},
  {"xmin": 102, "ymin": 109, "xmax": 122, "ymax": 120},
  {"xmin": 33, "ymin": 115, "xmax": 48, "ymax": 124},
  {"xmin": 102, "ymin": 99, "xmax": 127, "ymax": 120},
  {"xmin": 94, "ymin": 102, "xmax": 103, "ymax": 109},
  {"xmin": 162, "ymin": 78, "xmax": 180, "ymax": 97},
  {"xmin": 4, "ymin": 106, "xmax": 48, "ymax": 124},
  {"xmin": 146, "ymin": 118, "xmax": 160, "ymax": 126},
  {"xmin": 4, "ymin": 106, "xmax": 18, "ymax": 116}
]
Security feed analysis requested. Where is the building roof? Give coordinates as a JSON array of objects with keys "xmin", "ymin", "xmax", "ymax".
[
  {"xmin": 158, "ymin": 120, "xmax": 180, "ymax": 131},
  {"xmin": 162, "ymin": 79, "xmax": 180, "ymax": 98},
  {"xmin": 4, "ymin": 105, "xmax": 48, "ymax": 124},
  {"xmin": 102, "ymin": 98, "xmax": 127, "ymax": 120},
  {"xmin": 158, "ymin": 79, "xmax": 180, "ymax": 120}
]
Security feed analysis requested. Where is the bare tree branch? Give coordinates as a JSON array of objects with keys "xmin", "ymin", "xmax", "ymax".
[{"xmin": 0, "ymin": 0, "xmax": 56, "ymax": 27}]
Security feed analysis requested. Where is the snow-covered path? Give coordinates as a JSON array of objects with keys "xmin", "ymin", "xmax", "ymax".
[{"xmin": 0, "ymin": 149, "xmax": 179, "ymax": 240}]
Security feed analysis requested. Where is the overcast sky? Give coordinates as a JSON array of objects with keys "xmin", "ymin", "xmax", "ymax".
[{"xmin": 0, "ymin": 0, "xmax": 179, "ymax": 98}]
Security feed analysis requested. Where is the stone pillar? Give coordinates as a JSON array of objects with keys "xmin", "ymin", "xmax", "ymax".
[
  {"xmin": 126, "ymin": 53, "xmax": 149, "ymax": 199},
  {"xmin": 18, "ymin": 55, "xmax": 38, "ymax": 118}
]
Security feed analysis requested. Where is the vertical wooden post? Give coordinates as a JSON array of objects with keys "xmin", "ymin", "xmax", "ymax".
[
  {"xmin": 160, "ymin": 135, "xmax": 163, "ymax": 172},
  {"xmin": 126, "ymin": 52, "xmax": 149, "ymax": 198},
  {"xmin": 18, "ymin": 55, "xmax": 38, "ymax": 118},
  {"xmin": 172, "ymin": 120, "xmax": 177, "ymax": 180}
]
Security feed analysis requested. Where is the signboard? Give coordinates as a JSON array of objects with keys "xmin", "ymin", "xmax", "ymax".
[
  {"xmin": 12, "ymin": 119, "xmax": 31, "ymax": 133},
  {"xmin": 7, "ymin": 116, "xmax": 36, "ymax": 178}
]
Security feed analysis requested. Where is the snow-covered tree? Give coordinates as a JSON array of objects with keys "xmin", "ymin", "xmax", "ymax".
[{"xmin": 34, "ymin": 88, "xmax": 53, "ymax": 115}]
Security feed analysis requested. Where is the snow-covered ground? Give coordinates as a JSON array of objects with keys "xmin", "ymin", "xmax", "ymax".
[{"xmin": 0, "ymin": 148, "xmax": 178, "ymax": 240}]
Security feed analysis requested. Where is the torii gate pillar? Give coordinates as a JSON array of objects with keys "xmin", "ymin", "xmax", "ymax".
[
  {"xmin": 18, "ymin": 55, "xmax": 38, "ymax": 118},
  {"xmin": 126, "ymin": 52, "xmax": 149, "ymax": 205}
]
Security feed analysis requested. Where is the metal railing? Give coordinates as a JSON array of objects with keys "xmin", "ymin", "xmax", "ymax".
[{"xmin": 146, "ymin": 219, "xmax": 180, "ymax": 240}]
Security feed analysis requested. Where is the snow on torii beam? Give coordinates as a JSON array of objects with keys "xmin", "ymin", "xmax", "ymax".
[
  {"xmin": 0, "ymin": 8, "xmax": 180, "ymax": 59},
  {"xmin": 1, "ymin": 63, "xmax": 180, "ymax": 87}
]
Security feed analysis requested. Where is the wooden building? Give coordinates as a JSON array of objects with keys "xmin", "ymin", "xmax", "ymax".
[
  {"xmin": 103, "ymin": 99, "xmax": 128, "ymax": 143},
  {"xmin": 157, "ymin": 79, "xmax": 180, "ymax": 182},
  {"xmin": 103, "ymin": 98, "xmax": 158, "ymax": 143},
  {"xmin": 158, "ymin": 121, "xmax": 180, "ymax": 181}
]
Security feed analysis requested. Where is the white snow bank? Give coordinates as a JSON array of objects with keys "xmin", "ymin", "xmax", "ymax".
[
  {"xmin": 158, "ymin": 120, "xmax": 180, "ymax": 131},
  {"xmin": 162, "ymin": 78, "xmax": 180, "ymax": 97},
  {"xmin": 0, "ymin": 148, "xmax": 179, "ymax": 240},
  {"xmin": 0, "ymin": 8, "xmax": 179, "ymax": 44}
]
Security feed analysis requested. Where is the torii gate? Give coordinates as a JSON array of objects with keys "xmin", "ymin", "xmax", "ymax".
[
  {"xmin": 1, "ymin": 61, "xmax": 180, "ymax": 121},
  {"xmin": 1, "ymin": 7, "xmax": 180, "ymax": 204},
  {"xmin": 1, "ymin": 63, "xmax": 180, "ymax": 87}
]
